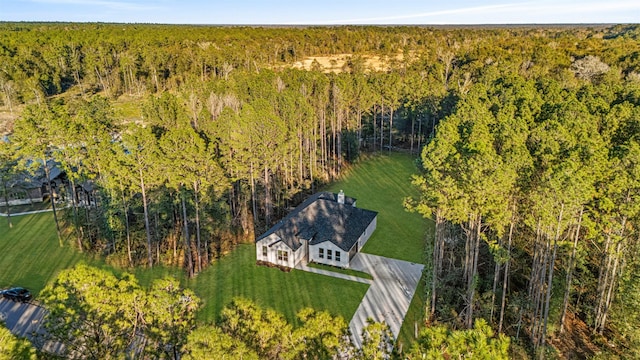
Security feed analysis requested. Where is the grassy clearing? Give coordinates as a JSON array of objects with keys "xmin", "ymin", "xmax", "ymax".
[
  {"xmin": 288, "ymin": 52, "xmax": 411, "ymax": 74},
  {"xmin": 327, "ymin": 152, "xmax": 430, "ymax": 350},
  {"xmin": 0, "ymin": 152, "xmax": 431, "ymax": 341},
  {"xmin": 112, "ymin": 95, "xmax": 143, "ymax": 121},
  {"xmin": 184, "ymin": 245, "xmax": 369, "ymax": 326},
  {"xmin": 307, "ymin": 262, "xmax": 374, "ymax": 280},
  {"xmin": 0, "ymin": 213, "xmax": 367, "ymax": 326},
  {"xmin": 327, "ymin": 152, "xmax": 430, "ymax": 264},
  {"xmin": 0, "ymin": 212, "xmax": 85, "ymax": 293}
]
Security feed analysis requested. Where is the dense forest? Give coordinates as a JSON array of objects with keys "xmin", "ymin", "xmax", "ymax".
[{"xmin": 2, "ymin": 23, "xmax": 640, "ymax": 358}]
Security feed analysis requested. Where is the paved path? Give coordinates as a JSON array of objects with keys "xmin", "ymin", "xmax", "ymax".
[
  {"xmin": 0, "ymin": 208, "xmax": 55, "ymax": 217},
  {"xmin": 294, "ymin": 261, "xmax": 372, "ymax": 284},
  {"xmin": 294, "ymin": 253, "xmax": 423, "ymax": 348},
  {"xmin": 0, "ymin": 298, "xmax": 46, "ymax": 338},
  {"xmin": 0, "ymin": 298, "xmax": 63, "ymax": 353},
  {"xmin": 347, "ymin": 253, "xmax": 423, "ymax": 348}
]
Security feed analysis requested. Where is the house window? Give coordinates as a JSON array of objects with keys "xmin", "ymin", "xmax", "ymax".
[
  {"xmin": 262, "ymin": 246, "xmax": 267, "ymax": 258},
  {"xmin": 336, "ymin": 251, "xmax": 341, "ymax": 262},
  {"xmin": 327, "ymin": 249, "xmax": 332, "ymax": 260},
  {"xmin": 278, "ymin": 250, "xmax": 288, "ymax": 262},
  {"xmin": 319, "ymin": 248, "xmax": 324, "ymax": 259}
]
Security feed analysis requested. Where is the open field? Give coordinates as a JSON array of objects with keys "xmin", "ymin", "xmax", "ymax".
[
  {"xmin": 327, "ymin": 152, "xmax": 430, "ymax": 346},
  {"xmin": 327, "ymin": 152, "xmax": 430, "ymax": 264},
  {"xmin": 186, "ymin": 245, "xmax": 369, "ymax": 325},
  {"xmin": 0, "ymin": 214, "xmax": 368, "ymax": 325},
  {"xmin": 289, "ymin": 52, "xmax": 410, "ymax": 73},
  {"xmin": 0, "ymin": 212, "xmax": 86, "ymax": 293}
]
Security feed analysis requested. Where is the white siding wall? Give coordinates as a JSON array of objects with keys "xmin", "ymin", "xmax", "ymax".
[
  {"xmin": 271, "ymin": 242, "xmax": 294, "ymax": 268},
  {"xmin": 357, "ymin": 216, "xmax": 377, "ymax": 249},
  {"xmin": 257, "ymin": 215, "xmax": 377, "ymax": 269},
  {"xmin": 309, "ymin": 241, "xmax": 350, "ymax": 268},
  {"xmin": 256, "ymin": 235, "xmax": 278, "ymax": 263},
  {"xmin": 292, "ymin": 240, "xmax": 307, "ymax": 267},
  {"xmin": 255, "ymin": 234, "xmax": 304, "ymax": 268}
]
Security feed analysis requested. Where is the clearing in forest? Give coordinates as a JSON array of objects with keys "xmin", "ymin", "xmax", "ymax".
[
  {"xmin": 287, "ymin": 52, "xmax": 413, "ymax": 73},
  {"xmin": 0, "ymin": 152, "xmax": 428, "ymax": 331},
  {"xmin": 327, "ymin": 152, "xmax": 428, "ymax": 264}
]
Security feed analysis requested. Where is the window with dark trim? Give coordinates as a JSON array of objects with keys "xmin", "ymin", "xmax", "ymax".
[
  {"xmin": 277, "ymin": 250, "xmax": 288, "ymax": 262},
  {"xmin": 327, "ymin": 249, "xmax": 332, "ymax": 260},
  {"xmin": 336, "ymin": 251, "xmax": 341, "ymax": 262},
  {"xmin": 319, "ymin": 248, "xmax": 324, "ymax": 259},
  {"xmin": 262, "ymin": 246, "xmax": 267, "ymax": 258}
]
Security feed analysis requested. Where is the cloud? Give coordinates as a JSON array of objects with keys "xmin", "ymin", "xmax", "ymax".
[
  {"xmin": 308, "ymin": 0, "xmax": 640, "ymax": 24},
  {"xmin": 491, "ymin": 0, "xmax": 640, "ymax": 16},
  {"xmin": 31, "ymin": 0, "xmax": 161, "ymax": 11},
  {"xmin": 309, "ymin": 3, "xmax": 526, "ymax": 24}
]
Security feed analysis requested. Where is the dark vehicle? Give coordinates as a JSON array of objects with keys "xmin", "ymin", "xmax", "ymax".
[{"xmin": 1, "ymin": 287, "xmax": 32, "ymax": 302}]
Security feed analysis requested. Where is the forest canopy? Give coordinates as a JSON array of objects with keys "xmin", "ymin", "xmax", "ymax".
[{"xmin": 1, "ymin": 23, "xmax": 640, "ymax": 358}]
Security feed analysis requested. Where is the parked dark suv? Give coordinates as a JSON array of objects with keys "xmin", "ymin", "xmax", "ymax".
[{"xmin": 1, "ymin": 287, "xmax": 32, "ymax": 302}]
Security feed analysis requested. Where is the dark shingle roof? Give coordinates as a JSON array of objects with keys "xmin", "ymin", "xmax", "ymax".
[
  {"xmin": 6, "ymin": 159, "xmax": 64, "ymax": 189},
  {"xmin": 257, "ymin": 192, "xmax": 377, "ymax": 252}
]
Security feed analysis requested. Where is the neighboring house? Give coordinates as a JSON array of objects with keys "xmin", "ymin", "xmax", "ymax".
[
  {"xmin": 1, "ymin": 160, "xmax": 65, "ymax": 206},
  {"xmin": 256, "ymin": 191, "xmax": 378, "ymax": 269}
]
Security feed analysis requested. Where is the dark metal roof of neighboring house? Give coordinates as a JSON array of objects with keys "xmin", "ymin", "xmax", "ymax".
[
  {"xmin": 257, "ymin": 192, "xmax": 377, "ymax": 252},
  {"xmin": 79, "ymin": 181, "xmax": 94, "ymax": 192},
  {"xmin": 47, "ymin": 163, "xmax": 63, "ymax": 183},
  {"xmin": 6, "ymin": 159, "xmax": 64, "ymax": 189}
]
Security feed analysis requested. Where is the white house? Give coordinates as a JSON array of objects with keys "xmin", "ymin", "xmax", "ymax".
[{"xmin": 256, "ymin": 191, "xmax": 377, "ymax": 269}]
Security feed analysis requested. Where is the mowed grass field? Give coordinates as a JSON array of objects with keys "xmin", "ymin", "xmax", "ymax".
[
  {"xmin": 186, "ymin": 245, "xmax": 369, "ymax": 326},
  {"xmin": 0, "ymin": 214, "xmax": 368, "ymax": 325},
  {"xmin": 327, "ymin": 152, "xmax": 430, "ymax": 264},
  {"xmin": 0, "ymin": 152, "xmax": 431, "ymax": 345},
  {"xmin": 327, "ymin": 152, "xmax": 432, "ymax": 348},
  {"xmin": 0, "ymin": 213, "xmax": 86, "ymax": 293}
]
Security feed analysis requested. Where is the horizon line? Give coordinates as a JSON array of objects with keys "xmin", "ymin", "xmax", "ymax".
[{"xmin": 0, "ymin": 21, "xmax": 636, "ymax": 27}]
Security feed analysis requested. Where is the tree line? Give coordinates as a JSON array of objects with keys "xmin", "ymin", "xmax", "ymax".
[
  {"xmin": 408, "ymin": 56, "xmax": 640, "ymax": 357},
  {"xmin": 5, "ymin": 66, "xmax": 429, "ymax": 276}
]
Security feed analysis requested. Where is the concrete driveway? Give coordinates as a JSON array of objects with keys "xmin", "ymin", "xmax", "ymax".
[
  {"xmin": 0, "ymin": 298, "xmax": 62, "ymax": 353},
  {"xmin": 0, "ymin": 298, "xmax": 46, "ymax": 338},
  {"xmin": 347, "ymin": 253, "xmax": 424, "ymax": 348}
]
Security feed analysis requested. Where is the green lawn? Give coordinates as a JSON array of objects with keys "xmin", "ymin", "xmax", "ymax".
[
  {"xmin": 327, "ymin": 152, "xmax": 430, "ymax": 264},
  {"xmin": 0, "ymin": 152, "xmax": 431, "ymax": 345},
  {"xmin": 0, "ymin": 213, "xmax": 368, "ymax": 326},
  {"xmin": 186, "ymin": 245, "xmax": 369, "ymax": 326},
  {"xmin": 0, "ymin": 212, "xmax": 85, "ymax": 293},
  {"xmin": 327, "ymin": 152, "xmax": 431, "ymax": 350}
]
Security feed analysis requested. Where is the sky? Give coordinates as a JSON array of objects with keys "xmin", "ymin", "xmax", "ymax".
[{"xmin": 0, "ymin": 0, "xmax": 639, "ymax": 25}]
